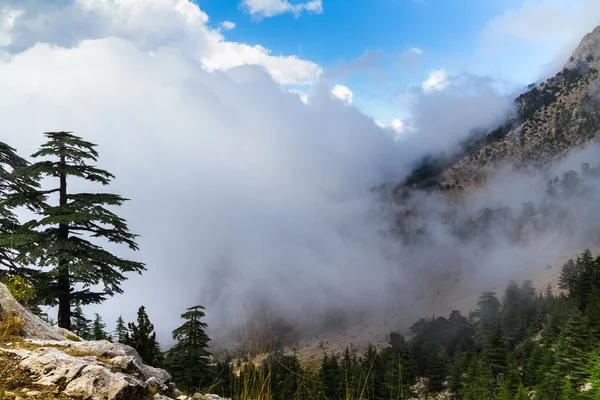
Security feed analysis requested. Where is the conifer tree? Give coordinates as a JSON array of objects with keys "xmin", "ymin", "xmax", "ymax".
[
  {"xmin": 555, "ymin": 306, "xmax": 588, "ymax": 385},
  {"xmin": 165, "ymin": 305, "xmax": 212, "ymax": 392},
  {"xmin": 320, "ymin": 353, "xmax": 342, "ymax": 400},
  {"xmin": 92, "ymin": 313, "xmax": 109, "ymax": 341},
  {"xmin": 341, "ymin": 347, "xmax": 360, "ymax": 399},
  {"xmin": 114, "ymin": 315, "xmax": 129, "ymax": 343},
  {"xmin": 473, "ymin": 292, "xmax": 501, "ymax": 348},
  {"xmin": 124, "ymin": 306, "xmax": 161, "ymax": 366},
  {"xmin": 362, "ymin": 344, "xmax": 386, "ymax": 400},
  {"xmin": 502, "ymin": 281, "xmax": 525, "ymax": 349},
  {"xmin": 71, "ymin": 305, "xmax": 92, "ymax": 339},
  {"xmin": 425, "ymin": 346, "xmax": 448, "ymax": 393},
  {"xmin": 484, "ymin": 326, "xmax": 507, "ymax": 379},
  {"xmin": 16, "ymin": 132, "xmax": 145, "ymax": 328},
  {"xmin": 0, "ymin": 141, "xmax": 44, "ymax": 279}
]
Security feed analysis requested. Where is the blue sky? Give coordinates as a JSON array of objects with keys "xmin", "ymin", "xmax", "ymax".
[{"xmin": 194, "ymin": 0, "xmax": 599, "ymax": 125}]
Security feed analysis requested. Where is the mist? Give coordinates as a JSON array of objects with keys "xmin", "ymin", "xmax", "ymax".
[{"xmin": 1, "ymin": 0, "xmax": 598, "ymax": 350}]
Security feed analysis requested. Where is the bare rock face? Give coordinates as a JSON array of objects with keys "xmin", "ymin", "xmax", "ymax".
[
  {"xmin": 0, "ymin": 282, "xmax": 229, "ymax": 400},
  {"xmin": 0, "ymin": 283, "xmax": 69, "ymax": 341}
]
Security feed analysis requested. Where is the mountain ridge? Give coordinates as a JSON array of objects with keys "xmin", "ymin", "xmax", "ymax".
[{"xmin": 439, "ymin": 25, "xmax": 600, "ymax": 193}]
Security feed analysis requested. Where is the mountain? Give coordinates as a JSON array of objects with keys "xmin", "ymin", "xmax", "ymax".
[{"xmin": 440, "ymin": 26, "xmax": 600, "ymax": 192}]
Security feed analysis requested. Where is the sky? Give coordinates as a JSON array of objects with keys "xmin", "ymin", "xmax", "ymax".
[
  {"xmin": 2, "ymin": 0, "xmax": 599, "ymax": 129},
  {"xmin": 197, "ymin": 0, "xmax": 600, "ymax": 125},
  {"xmin": 1, "ymin": 0, "xmax": 600, "ymax": 344}
]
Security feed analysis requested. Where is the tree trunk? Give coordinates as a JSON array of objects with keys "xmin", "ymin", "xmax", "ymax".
[{"xmin": 57, "ymin": 153, "xmax": 70, "ymax": 329}]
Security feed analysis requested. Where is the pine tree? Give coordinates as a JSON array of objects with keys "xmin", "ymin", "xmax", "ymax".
[
  {"xmin": 341, "ymin": 347, "xmax": 361, "ymax": 399},
  {"xmin": 555, "ymin": 306, "xmax": 588, "ymax": 385},
  {"xmin": 165, "ymin": 305, "xmax": 212, "ymax": 392},
  {"xmin": 71, "ymin": 305, "xmax": 92, "ymax": 340},
  {"xmin": 473, "ymin": 292, "xmax": 501, "ymax": 348},
  {"xmin": 124, "ymin": 306, "xmax": 161, "ymax": 366},
  {"xmin": 363, "ymin": 344, "xmax": 386, "ymax": 400},
  {"xmin": 502, "ymin": 281, "xmax": 525, "ymax": 349},
  {"xmin": 484, "ymin": 326, "xmax": 506, "ymax": 379},
  {"xmin": 559, "ymin": 259, "xmax": 577, "ymax": 293},
  {"xmin": 16, "ymin": 132, "xmax": 145, "ymax": 328},
  {"xmin": 92, "ymin": 313, "xmax": 109, "ymax": 341},
  {"xmin": 425, "ymin": 346, "xmax": 448, "ymax": 393},
  {"xmin": 0, "ymin": 141, "xmax": 44, "ymax": 279},
  {"xmin": 114, "ymin": 315, "xmax": 128, "ymax": 343},
  {"xmin": 384, "ymin": 332, "xmax": 416, "ymax": 398},
  {"xmin": 320, "ymin": 353, "xmax": 342, "ymax": 400}
]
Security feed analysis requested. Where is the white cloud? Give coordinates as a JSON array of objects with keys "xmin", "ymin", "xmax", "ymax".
[
  {"xmin": 480, "ymin": 0, "xmax": 600, "ymax": 77},
  {"xmin": 422, "ymin": 69, "xmax": 449, "ymax": 92},
  {"xmin": 374, "ymin": 118, "xmax": 407, "ymax": 139},
  {"xmin": 0, "ymin": 0, "xmax": 322, "ymax": 86},
  {"xmin": 241, "ymin": 0, "xmax": 323, "ymax": 18},
  {"xmin": 221, "ymin": 21, "xmax": 236, "ymax": 30},
  {"xmin": 391, "ymin": 119, "xmax": 406, "ymax": 135},
  {"xmin": 0, "ymin": 6, "xmax": 23, "ymax": 47},
  {"xmin": 289, "ymin": 88, "xmax": 309, "ymax": 104},
  {"xmin": 331, "ymin": 84, "xmax": 353, "ymax": 104},
  {"xmin": 409, "ymin": 46, "xmax": 423, "ymax": 55}
]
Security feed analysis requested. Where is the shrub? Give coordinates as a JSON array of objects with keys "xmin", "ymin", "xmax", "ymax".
[{"xmin": 2, "ymin": 276, "xmax": 36, "ymax": 306}]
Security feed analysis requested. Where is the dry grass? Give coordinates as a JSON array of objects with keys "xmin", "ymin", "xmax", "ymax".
[{"xmin": 0, "ymin": 314, "xmax": 24, "ymax": 341}]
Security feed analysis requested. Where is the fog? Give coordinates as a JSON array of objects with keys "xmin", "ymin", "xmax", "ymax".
[{"xmin": 0, "ymin": 0, "xmax": 598, "ymax": 349}]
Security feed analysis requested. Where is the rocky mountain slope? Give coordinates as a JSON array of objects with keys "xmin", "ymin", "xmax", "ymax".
[
  {"xmin": 441, "ymin": 26, "xmax": 600, "ymax": 191},
  {"xmin": 0, "ymin": 283, "xmax": 224, "ymax": 400}
]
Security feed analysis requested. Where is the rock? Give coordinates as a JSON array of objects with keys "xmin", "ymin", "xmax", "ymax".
[
  {"xmin": 24, "ymin": 391, "xmax": 41, "ymax": 397},
  {"xmin": 0, "ymin": 284, "xmax": 69, "ymax": 341},
  {"xmin": 147, "ymin": 376, "xmax": 170, "ymax": 393},
  {"xmin": 177, "ymin": 396, "xmax": 190, "ymax": 400},
  {"xmin": 109, "ymin": 355, "xmax": 130, "ymax": 370},
  {"xmin": 154, "ymin": 395, "xmax": 174, "ymax": 400},
  {"xmin": 23, "ymin": 338, "xmax": 172, "ymax": 384},
  {"xmin": 15, "ymin": 347, "xmax": 90, "ymax": 385},
  {"xmin": 1, "ymin": 338, "xmax": 173, "ymax": 400},
  {"xmin": 64, "ymin": 364, "xmax": 147, "ymax": 399},
  {"xmin": 172, "ymin": 388, "xmax": 184, "ymax": 397}
]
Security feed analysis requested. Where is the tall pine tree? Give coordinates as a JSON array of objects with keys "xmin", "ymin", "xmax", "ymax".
[
  {"xmin": 16, "ymin": 132, "xmax": 145, "ymax": 328},
  {"xmin": 165, "ymin": 305, "xmax": 212, "ymax": 392}
]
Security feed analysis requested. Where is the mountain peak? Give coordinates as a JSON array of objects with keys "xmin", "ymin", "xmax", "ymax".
[{"xmin": 564, "ymin": 25, "xmax": 600, "ymax": 70}]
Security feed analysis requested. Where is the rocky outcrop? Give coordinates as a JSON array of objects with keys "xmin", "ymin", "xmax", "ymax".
[
  {"xmin": 0, "ymin": 283, "xmax": 229, "ymax": 400},
  {"xmin": 0, "ymin": 283, "xmax": 71, "ymax": 341}
]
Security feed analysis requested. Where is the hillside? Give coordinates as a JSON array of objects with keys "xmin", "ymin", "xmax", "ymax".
[{"xmin": 440, "ymin": 26, "xmax": 600, "ymax": 192}]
